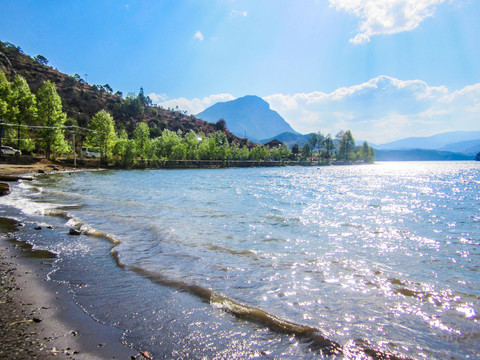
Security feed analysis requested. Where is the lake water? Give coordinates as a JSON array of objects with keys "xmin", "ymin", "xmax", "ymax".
[{"xmin": 1, "ymin": 162, "xmax": 479, "ymax": 359}]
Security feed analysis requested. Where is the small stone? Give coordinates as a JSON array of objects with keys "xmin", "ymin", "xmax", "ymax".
[
  {"xmin": 34, "ymin": 226, "xmax": 42, "ymax": 230},
  {"xmin": 68, "ymin": 228, "xmax": 81, "ymax": 236}
]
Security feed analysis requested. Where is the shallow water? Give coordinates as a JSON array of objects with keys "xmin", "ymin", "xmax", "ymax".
[{"xmin": 1, "ymin": 162, "xmax": 479, "ymax": 359}]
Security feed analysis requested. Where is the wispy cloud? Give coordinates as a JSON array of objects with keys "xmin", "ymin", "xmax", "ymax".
[
  {"xmin": 150, "ymin": 93, "xmax": 235, "ymax": 115},
  {"xmin": 329, "ymin": 0, "xmax": 446, "ymax": 43},
  {"xmin": 194, "ymin": 30, "xmax": 204, "ymax": 41},
  {"xmin": 264, "ymin": 76, "xmax": 480, "ymax": 143},
  {"xmin": 230, "ymin": 10, "xmax": 248, "ymax": 17},
  {"xmin": 150, "ymin": 77, "xmax": 479, "ymax": 144}
]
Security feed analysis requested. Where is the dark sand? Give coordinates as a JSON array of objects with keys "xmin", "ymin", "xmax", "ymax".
[{"xmin": 0, "ymin": 162, "xmax": 150, "ymax": 359}]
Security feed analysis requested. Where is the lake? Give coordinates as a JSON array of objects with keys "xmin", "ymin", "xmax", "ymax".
[{"xmin": 1, "ymin": 161, "xmax": 479, "ymax": 359}]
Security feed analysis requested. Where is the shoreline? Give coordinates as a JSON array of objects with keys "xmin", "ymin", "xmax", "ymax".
[{"xmin": 0, "ymin": 163, "xmax": 146, "ymax": 359}]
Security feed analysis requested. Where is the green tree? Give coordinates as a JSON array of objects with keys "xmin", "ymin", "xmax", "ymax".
[
  {"xmin": 337, "ymin": 130, "xmax": 355, "ymax": 162},
  {"xmin": 270, "ymin": 144, "xmax": 291, "ymax": 162},
  {"xmin": 170, "ymin": 143, "xmax": 186, "ymax": 160},
  {"xmin": 183, "ymin": 130, "xmax": 200, "ymax": 160},
  {"xmin": 0, "ymin": 72, "xmax": 11, "ymax": 152},
  {"xmin": 212, "ymin": 131, "xmax": 230, "ymax": 160},
  {"xmin": 359, "ymin": 141, "xmax": 375, "ymax": 163},
  {"xmin": 85, "ymin": 110, "xmax": 116, "ymax": 163},
  {"xmin": 249, "ymin": 144, "xmax": 270, "ymax": 161},
  {"xmin": 9, "ymin": 75, "xmax": 36, "ymax": 151},
  {"xmin": 321, "ymin": 135, "xmax": 335, "ymax": 161},
  {"xmin": 114, "ymin": 138, "xmax": 136, "ymax": 167},
  {"xmin": 291, "ymin": 144, "xmax": 299, "ymax": 159},
  {"xmin": 34, "ymin": 55, "xmax": 48, "ymax": 65},
  {"xmin": 36, "ymin": 81, "xmax": 68, "ymax": 159},
  {"xmin": 133, "ymin": 122, "xmax": 150, "ymax": 159},
  {"xmin": 158, "ymin": 129, "xmax": 182, "ymax": 158},
  {"xmin": 300, "ymin": 143, "xmax": 312, "ymax": 160},
  {"xmin": 0, "ymin": 71, "xmax": 11, "ymax": 122}
]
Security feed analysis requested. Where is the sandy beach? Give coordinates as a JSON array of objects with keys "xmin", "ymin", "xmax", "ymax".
[{"xmin": 0, "ymin": 160, "xmax": 146, "ymax": 360}]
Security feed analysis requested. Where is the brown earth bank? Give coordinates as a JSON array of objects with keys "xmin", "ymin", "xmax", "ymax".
[{"xmin": 0, "ymin": 157, "xmax": 95, "ymax": 177}]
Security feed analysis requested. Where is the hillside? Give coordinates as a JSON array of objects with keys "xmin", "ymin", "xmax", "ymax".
[
  {"xmin": 0, "ymin": 41, "xmax": 247, "ymax": 145},
  {"xmin": 196, "ymin": 95, "xmax": 298, "ymax": 142}
]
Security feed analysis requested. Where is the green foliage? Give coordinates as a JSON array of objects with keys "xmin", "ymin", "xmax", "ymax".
[
  {"xmin": 336, "ymin": 130, "xmax": 356, "ymax": 162},
  {"xmin": 34, "ymin": 55, "xmax": 48, "ymax": 65},
  {"xmin": 37, "ymin": 81, "xmax": 68, "ymax": 158},
  {"xmin": 85, "ymin": 110, "xmax": 117, "ymax": 162},
  {"xmin": 133, "ymin": 122, "xmax": 150, "ymax": 159},
  {"xmin": 114, "ymin": 138, "xmax": 136, "ymax": 167},
  {"xmin": 216, "ymin": 119, "xmax": 226, "ymax": 131},
  {"xmin": 359, "ymin": 141, "xmax": 375, "ymax": 163},
  {"xmin": 9, "ymin": 75, "xmax": 37, "ymax": 151},
  {"xmin": 321, "ymin": 135, "xmax": 335, "ymax": 161},
  {"xmin": 300, "ymin": 144, "xmax": 312, "ymax": 160},
  {"xmin": 270, "ymin": 144, "xmax": 291, "ymax": 161},
  {"xmin": 158, "ymin": 129, "xmax": 182, "ymax": 158},
  {"xmin": 249, "ymin": 144, "xmax": 270, "ymax": 161},
  {"xmin": 183, "ymin": 130, "xmax": 200, "ymax": 160},
  {"xmin": 291, "ymin": 144, "xmax": 299, "ymax": 158}
]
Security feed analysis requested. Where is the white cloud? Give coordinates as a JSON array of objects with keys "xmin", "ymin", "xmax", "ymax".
[
  {"xmin": 148, "ymin": 93, "xmax": 167, "ymax": 103},
  {"xmin": 231, "ymin": 10, "xmax": 248, "ymax": 17},
  {"xmin": 329, "ymin": 0, "xmax": 446, "ymax": 43},
  {"xmin": 264, "ymin": 76, "xmax": 480, "ymax": 143},
  {"xmin": 194, "ymin": 31, "xmax": 204, "ymax": 41},
  {"xmin": 149, "ymin": 77, "xmax": 479, "ymax": 144},
  {"xmin": 150, "ymin": 93, "xmax": 235, "ymax": 115}
]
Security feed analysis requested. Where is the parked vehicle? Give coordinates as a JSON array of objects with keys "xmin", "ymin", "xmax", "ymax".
[
  {"xmin": 81, "ymin": 146, "xmax": 101, "ymax": 158},
  {"xmin": 1, "ymin": 145, "xmax": 21, "ymax": 156}
]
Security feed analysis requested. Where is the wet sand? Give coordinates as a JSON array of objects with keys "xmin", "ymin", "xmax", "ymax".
[{"xmin": 0, "ymin": 161, "xmax": 149, "ymax": 359}]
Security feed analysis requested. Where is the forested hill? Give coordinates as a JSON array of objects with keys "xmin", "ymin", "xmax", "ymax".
[{"xmin": 0, "ymin": 41, "xmax": 246, "ymax": 144}]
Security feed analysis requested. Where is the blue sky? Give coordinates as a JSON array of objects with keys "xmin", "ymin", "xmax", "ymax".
[{"xmin": 1, "ymin": 0, "xmax": 479, "ymax": 143}]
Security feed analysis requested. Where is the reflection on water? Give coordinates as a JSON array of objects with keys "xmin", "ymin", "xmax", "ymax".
[{"xmin": 1, "ymin": 161, "xmax": 479, "ymax": 359}]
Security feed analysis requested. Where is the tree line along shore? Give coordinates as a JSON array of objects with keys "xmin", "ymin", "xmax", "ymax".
[
  {"xmin": 0, "ymin": 40, "xmax": 375, "ymax": 169},
  {"xmin": 0, "ymin": 70, "xmax": 374, "ymax": 168}
]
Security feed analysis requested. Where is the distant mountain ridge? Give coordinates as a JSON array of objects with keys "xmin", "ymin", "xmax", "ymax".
[
  {"xmin": 261, "ymin": 132, "xmax": 312, "ymax": 147},
  {"xmin": 196, "ymin": 95, "xmax": 299, "ymax": 142},
  {"xmin": 439, "ymin": 139, "xmax": 480, "ymax": 156},
  {"xmin": 375, "ymin": 131, "xmax": 480, "ymax": 150},
  {"xmin": 373, "ymin": 131, "xmax": 480, "ymax": 161},
  {"xmin": 375, "ymin": 149, "xmax": 474, "ymax": 161}
]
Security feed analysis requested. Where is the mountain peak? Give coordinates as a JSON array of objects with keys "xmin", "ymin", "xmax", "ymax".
[{"xmin": 196, "ymin": 95, "xmax": 298, "ymax": 141}]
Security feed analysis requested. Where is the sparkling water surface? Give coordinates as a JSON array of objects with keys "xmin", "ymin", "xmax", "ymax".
[{"xmin": 1, "ymin": 162, "xmax": 479, "ymax": 359}]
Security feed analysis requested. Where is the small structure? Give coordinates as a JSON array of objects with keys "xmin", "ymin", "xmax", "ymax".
[{"xmin": 264, "ymin": 139, "xmax": 284, "ymax": 148}]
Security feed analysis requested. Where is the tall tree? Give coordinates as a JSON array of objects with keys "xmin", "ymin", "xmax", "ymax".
[
  {"xmin": 321, "ymin": 135, "xmax": 335, "ymax": 161},
  {"xmin": 36, "ymin": 81, "xmax": 67, "ymax": 159},
  {"xmin": 0, "ymin": 72, "xmax": 11, "ymax": 151},
  {"xmin": 133, "ymin": 122, "xmax": 150, "ymax": 159},
  {"xmin": 10, "ymin": 75, "xmax": 36, "ymax": 151},
  {"xmin": 337, "ymin": 130, "xmax": 355, "ymax": 162},
  {"xmin": 85, "ymin": 110, "xmax": 116, "ymax": 163},
  {"xmin": 0, "ymin": 72, "xmax": 10, "ymax": 120}
]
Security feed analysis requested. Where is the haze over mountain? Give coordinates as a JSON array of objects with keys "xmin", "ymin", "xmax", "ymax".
[
  {"xmin": 196, "ymin": 96, "xmax": 299, "ymax": 142},
  {"xmin": 374, "ymin": 131, "xmax": 480, "ymax": 151}
]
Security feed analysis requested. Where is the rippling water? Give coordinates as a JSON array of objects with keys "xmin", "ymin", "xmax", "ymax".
[{"xmin": 1, "ymin": 162, "xmax": 479, "ymax": 359}]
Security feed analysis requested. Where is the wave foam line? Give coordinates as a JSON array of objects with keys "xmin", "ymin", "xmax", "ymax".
[
  {"xmin": 109, "ymin": 252, "xmax": 412, "ymax": 359},
  {"xmin": 116, "ymin": 261, "xmax": 341, "ymax": 356}
]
